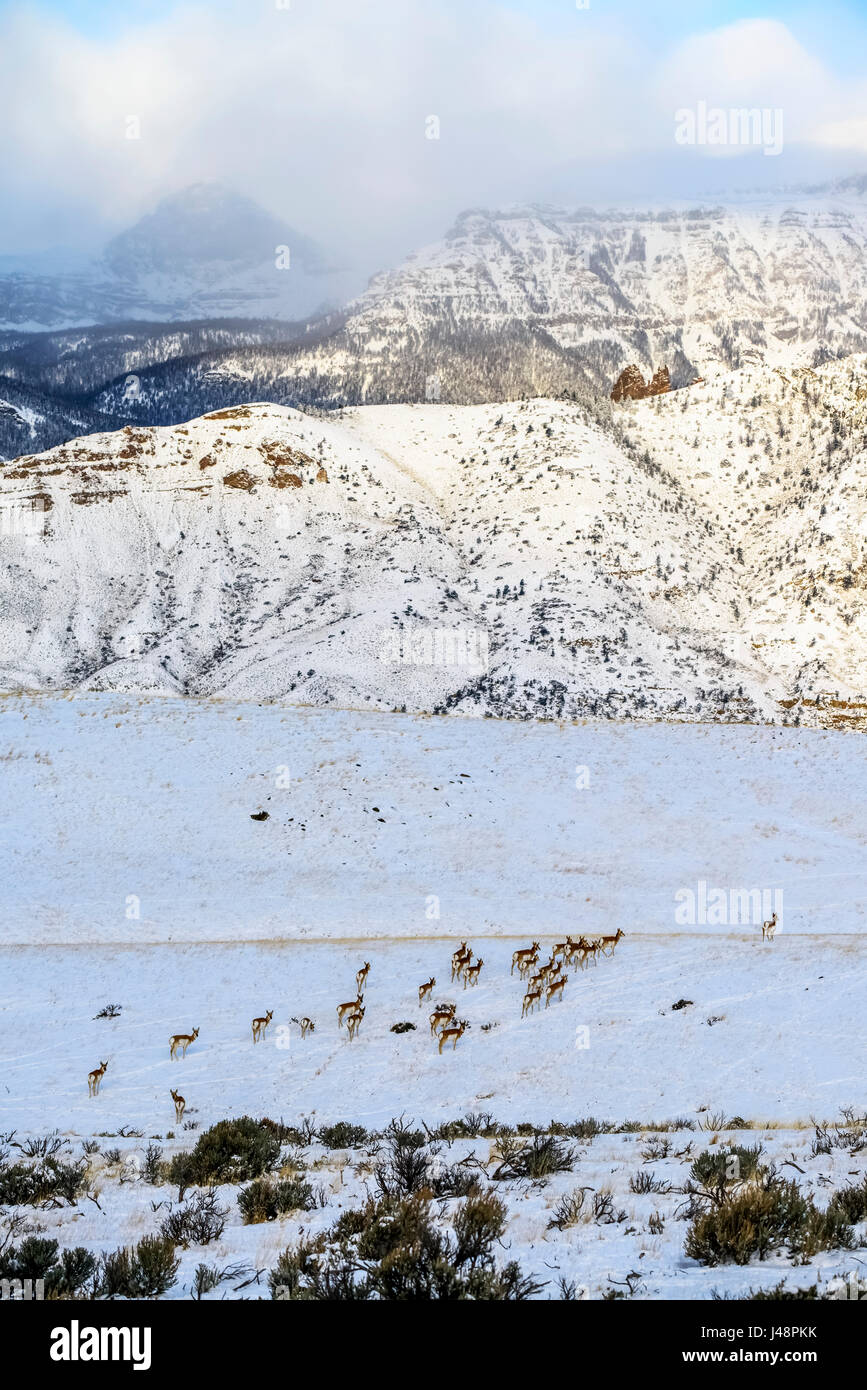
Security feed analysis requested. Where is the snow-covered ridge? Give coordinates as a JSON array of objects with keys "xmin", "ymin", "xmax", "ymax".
[
  {"xmin": 94, "ymin": 188, "xmax": 867, "ymax": 426},
  {"xmin": 310, "ymin": 192, "xmax": 867, "ymax": 391},
  {"xmin": 2, "ymin": 360, "xmax": 867, "ymax": 722}
]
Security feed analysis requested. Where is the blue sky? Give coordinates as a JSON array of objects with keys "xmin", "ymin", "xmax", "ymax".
[{"xmin": 27, "ymin": 0, "xmax": 867, "ymax": 62}]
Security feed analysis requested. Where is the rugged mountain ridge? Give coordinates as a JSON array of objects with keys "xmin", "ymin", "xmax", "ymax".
[
  {"xmin": 3, "ymin": 356, "xmax": 867, "ymax": 726},
  {"xmin": 4, "ymin": 181, "xmax": 867, "ymax": 458},
  {"xmin": 87, "ymin": 187, "xmax": 867, "ymax": 427}
]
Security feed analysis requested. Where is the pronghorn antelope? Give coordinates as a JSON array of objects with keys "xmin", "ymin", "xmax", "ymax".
[
  {"xmin": 346, "ymin": 1006, "xmax": 365, "ymax": 1040},
  {"xmin": 418, "ymin": 976, "xmax": 436, "ymax": 1005},
  {"xmin": 574, "ymin": 940, "xmax": 599, "ymax": 970},
  {"xmin": 87, "ymin": 1061, "xmax": 108, "ymax": 1096},
  {"xmin": 299, "ymin": 1017, "xmax": 315, "ymax": 1038},
  {"xmin": 528, "ymin": 970, "xmax": 546, "ymax": 992},
  {"xmin": 522, "ymin": 988, "xmax": 542, "ymax": 1017},
  {"xmin": 552, "ymin": 936, "xmax": 576, "ymax": 961},
  {"xmin": 170, "ymin": 1088, "xmax": 185, "ymax": 1125},
  {"xmin": 429, "ymin": 1004, "xmax": 457, "ymax": 1037},
  {"xmin": 511, "ymin": 942, "xmax": 540, "ymax": 976},
  {"xmin": 762, "ymin": 912, "xmax": 778, "ymax": 942},
  {"xmin": 438, "ymin": 1019, "xmax": 469, "ymax": 1054},
  {"xmin": 251, "ymin": 1009, "xmax": 273, "ymax": 1043},
  {"xmin": 599, "ymin": 928, "xmax": 625, "ymax": 956},
  {"xmin": 451, "ymin": 943, "xmax": 471, "ymax": 981},
  {"xmin": 169, "ymin": 1028, "xmax": 199, "ymax": 1060},
  {"xmin": 356, "ymin": 962, "xmax": 371, "ymax": 992},
  {"xmin": 463, "ymin": 958, "xmax": 484, "ymax": 988},
  {"xmin": 337, "ymin": 995, "xmax": 364, "ymax": 1026},
  {"xmin": 546, "ymin": 975, "xmax": 567, "ymax": 1007}
]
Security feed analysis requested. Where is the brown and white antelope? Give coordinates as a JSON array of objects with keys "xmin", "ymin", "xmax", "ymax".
[
  {"xmin": 346, "ymin": 1006, "xmax": 365, "ymax": 1040},
  {"xmin": 251, "ymin": 1009, "xmax": 273, "ymax": 1043},
  {"xmin": 599, "ymin": 928, "xmax": 624, "ymax": 956},
  {"xmin": 337, "ymin": 995, "xmax": 364, "ymax": 1026},
  {"xmin": 170, "ymin": 1088, "xmax": 185, "ymax": 1125},
  {"xmin": 299, "ymin": 1017, "xmax": 315, "ymax": 1038},
  {"xmin": 464, "ymin": 958, "xmax": 483, "ymax": 989},
  {"xmin": 169, "ymin": 1028, "xmax": 199, "ymax": 1060},
  {"xmin": 418, "ymin": 976, "xmax": 436, "ymax": 1006},
  {"xmin": 762, "ymin": 912, "xmax": 778, "ymax": 942},
  {"xmin": 87, "ymin": 1061, "xmax": 108, "ymax": 1097},
  {"xmin": 451, "ymin": 943, "xmax": 471, "ymax": 981},
  {"xmin": 356, "ymin": 962, "xmax": 371, "ymax": 992},
  {"xmin": 512, "ymin": 942, "xmax": 540, "ymax": 976},
  {"xmin": 438, "ymin": 1018, "xmax": 469, "ymax": 1053},
  {"xmin": 429, "ymin": 1004, "xmax": 457, "ymax": 1037},
  {"xmin": 546, "ymin": 975, "xmax": 567, "ymax": 1007},
  {"xmin": 575, "ymin": 940, "xmax": 599, "ymax": 970},
  {"xmin": 522, "ymin": 988, "xmax": 542, "ymax": 1018}
]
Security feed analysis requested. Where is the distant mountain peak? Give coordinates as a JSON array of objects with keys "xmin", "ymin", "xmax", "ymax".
[
  {"xmin": 0, "ymin": 184, "xmax": 359, "ymax": 329},
  {"xmin": 102, "ymin": 182, "xmax": 323, "ymax": 279}
]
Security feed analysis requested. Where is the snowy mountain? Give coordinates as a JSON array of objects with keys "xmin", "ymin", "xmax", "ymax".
[
  {"xmin": 90, "ymin": 181, "xmax": 867, "ymax": 425},
  {"xmin": 3, "ymin": 356, "xmax": 867, "ymax": 725},
  {"xmin": 0, "ymin": 185, "xmax": 358, "ymax": 330},
  {"xmin": 337, "ymin": 186, "xmax": 867, "ymax": 384},
  {"xmin": 0, "ymin": 380, "xmax": 113, "ymax": 463}
]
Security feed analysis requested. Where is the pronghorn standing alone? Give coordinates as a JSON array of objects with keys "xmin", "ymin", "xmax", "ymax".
[
  {"xmin": 169, "ymin": 1028, "xmax": 199, "ymax": 1060},
  {"xmin": 464, "ymin": 958, "xmax": 483, "ymax": 989},
  {"xmin": 418, "ymin": 977, "xmax": 436, "ymax": 1006},
  {"xmin": 356, "ymin": 962, "xmax": 371, "ymax": 993},
  {"xmin": 438, "ymin": 1019, "xmax": 469, "ymax": 1054},
  {"xmin": 522, "ymin": 988, "xmax": 542, "ymax": 1018},
  {"xmin": 87, "ymin": 1061, "xmax": 108, "ymax": 1097},
  {"xmin": 762, "ymin": 912, "xmax": 778, "ymax": 942},
  {"xmin": 170, "ymin": 1088, "xmax": 185, "ymax": 1125},
  {"xmin": 251, "ymin": 1009, "xmax": 273, "ymax": 1043},
  {"xmin": 299, "ymin": 1017, "xmax": 315, "ymax": 1038}
]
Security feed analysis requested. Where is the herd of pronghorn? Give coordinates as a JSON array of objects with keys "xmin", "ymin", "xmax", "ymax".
[
  {"xmin": 511, "ymin": 929, "xmax": 624, "ymax": 1018},
  {"xmin": 85, "ymin": 913, "xmax": 779, "ymax": 1113}
]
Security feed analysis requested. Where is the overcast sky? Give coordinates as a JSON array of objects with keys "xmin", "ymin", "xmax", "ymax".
[{"xmin": 2, "ymin": 0, "xmax": 866, "ymax": 273}]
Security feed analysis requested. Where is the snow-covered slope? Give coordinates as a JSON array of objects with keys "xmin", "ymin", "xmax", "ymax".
[
  {"xmin": 621, "ymin": 357, "xmax": 867, "ymax": 725},
  {"xmin": 3, "ymin": 361, "xmax": 867, "ymax": 722},
  {"xmin": 0, "ymin": 396, "xmax": 765, "ymax": 719},
  {"xmin": 342, "ymin": 189, "xmax": 867, "ymax": 381},
  {"xmin": 2, "ymin": 695, "xmax": 865, "ymax": 944}
]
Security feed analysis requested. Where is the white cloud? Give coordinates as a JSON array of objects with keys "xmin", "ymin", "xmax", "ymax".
[
  {"xmin": 0, "ymin": 4, "xmax": 864, "ymax": 262},
  {"xmin": 656, "ymin": 19, "xmax": 864, "ymax": 155}
]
